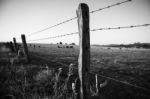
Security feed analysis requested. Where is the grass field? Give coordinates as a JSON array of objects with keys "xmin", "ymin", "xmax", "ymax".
[{"xmin": 0, "ymin": 43, "xmax": 150, "ymax": 99}]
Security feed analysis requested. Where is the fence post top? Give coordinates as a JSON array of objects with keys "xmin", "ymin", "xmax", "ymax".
[
  {"xmin": 79, "ymin": 3, "xmax": 88, "ymax": 6},
  {"xmin": 78, "ymin": 3, "xmax": 89, "ymax": 9},
  {"xmin": 21, "ymin": 34, "xmax": 25, "ymax": 36}
]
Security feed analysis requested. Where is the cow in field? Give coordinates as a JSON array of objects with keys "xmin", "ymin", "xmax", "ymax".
[
  {"xmin": 70, "ymin": 46, "xmax": 73, "ymax": 48},
  {"xmin": 57, "ymin": 44, "xmax": 74, "ymax": 48},
  {"xmin": 66, "ymin": 46, "xmax": 69, "ymax": 48},
  {"xmin": 65, "ymin": 45, "xmax": 73, "ymax": 48}
]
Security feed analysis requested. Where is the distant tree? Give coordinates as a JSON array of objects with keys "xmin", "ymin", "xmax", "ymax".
[{"xmin": 142, "ymin": 44, "xmax": 150, "ymax": 49}]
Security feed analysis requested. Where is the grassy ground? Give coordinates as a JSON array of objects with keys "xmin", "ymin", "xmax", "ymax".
[
  {"xmin": 28, "ymin": 44, "xmax": 150, "ymax": 99},
  {"xmin": 0, "ymin": 43, "xmax": 150, "ymax": 99}
]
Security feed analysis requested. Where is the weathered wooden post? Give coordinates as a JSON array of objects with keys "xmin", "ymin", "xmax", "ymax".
[
  {"xmin": 10, "ymin": 41, "xmax": 15, "ymax": 52},
  {"xmin": 77, "ymin": 3, "xmax": 90, "ymax": 99},
  {"xmin": 21, "ymin": 34, "xmax": 30, "ymax": 63},
  {"xmin": 13, "ymin": 37, "xmax": 18, "ymax": 53}
]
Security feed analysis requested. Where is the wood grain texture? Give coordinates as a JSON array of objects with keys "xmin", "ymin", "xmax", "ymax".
[{"xmin": 77, "ymin": 3, "xmax": 90, "ymax": 99}]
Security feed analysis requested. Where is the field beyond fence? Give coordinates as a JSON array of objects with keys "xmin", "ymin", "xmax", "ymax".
[{"xmin": 1, "ymin": 0, "xmax": 150, "ymax": 99}]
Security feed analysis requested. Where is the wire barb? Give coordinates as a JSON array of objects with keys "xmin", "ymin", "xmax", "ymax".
[
  {"xmin": 90, "ymin": 24, "xmax": 150, "ymax": 31},
  {"xmin": 27, "ymin": 17, "xmax": 77, "ymax": 37},
  {"xmin": 90, "ymin": 0, "xmax": 131, "ymax": 13},
  {"xmin": 28, "ymin": 32, "xmax": 78, "ymax": 41}
]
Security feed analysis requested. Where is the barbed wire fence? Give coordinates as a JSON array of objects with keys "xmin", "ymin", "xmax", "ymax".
[
  {"xmin": 10, "ymin": 0, "xmax": 150, "ymax": 96},
  {"xmin": 15, "ymin": 0, "xmax": 132, "ymax": 39},
  {"xmin": 28, "ymin": 24, "xmax": 150, "ymax": 42}
]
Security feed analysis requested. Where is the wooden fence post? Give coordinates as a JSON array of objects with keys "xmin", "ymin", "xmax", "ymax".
[
  {"xmin": 13, "ymin": 37, "xmax": 18, "ymax": 53},
  {"xmin": 10, "ymin": 41, "xmax": 15, "ymax": 52},
  {"xmin": 21, "ymin": 34, "xmax": 30, "ymax": 63},
  {"xmin": 77, "ymin": 3, "xmax": 90, "ymax": 99}
]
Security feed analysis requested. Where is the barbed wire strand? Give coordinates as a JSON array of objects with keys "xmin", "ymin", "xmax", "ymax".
[
  {"xmin": 29, "ymin": 53, "xmax": 150, "ymax": 92},
  {"xmin": 27, "ymin": 17, "xmax": 77, "ymax": 37},
  {"xmin": 28, "ymin": 32, "xmax": 78, "ymax": 41},
  {"xmin": 91, "ymin": 24, "xmax": 150, "ymax": 31},
  {"xmin": 90, "ymin": 0, "xmax": 131, "ymax": 13},
  {"xmin": 28, "ymin": 24, "xmax": 150, "ymax": 42},
  {"xmin": 90, "ymin": 72, "xmax": 150, "ymax": 92},
  {"xmin": 50, "ymin": 61, "xmax": 150, "ymax": 92},
  {"xmin": 27, "ymin": 0, "xmax": 131, "ymax": 37}
]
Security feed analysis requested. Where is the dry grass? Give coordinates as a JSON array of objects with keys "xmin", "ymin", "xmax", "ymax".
[{"xmin": 1, "ymin": 43, "xmax": 150, "ymax": 99}]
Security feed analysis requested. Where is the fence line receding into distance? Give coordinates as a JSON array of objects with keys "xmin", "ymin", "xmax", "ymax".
[{"xmin": 10, "ymin": 0, "xmax": 150, "ymax": 98}]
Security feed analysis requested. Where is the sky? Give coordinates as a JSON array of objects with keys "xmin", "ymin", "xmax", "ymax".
[{"xmin": 0, "ymin": 0, "xmax": 150, "ymax": 45}]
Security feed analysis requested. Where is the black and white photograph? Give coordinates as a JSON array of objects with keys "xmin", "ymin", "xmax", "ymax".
[{"xmin": 0, "ymin": 0, "xmax": 150, "ymax": 99}]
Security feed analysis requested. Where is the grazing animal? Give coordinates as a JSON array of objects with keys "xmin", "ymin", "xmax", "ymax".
[{"xmin": 70, "ymin": 46, "xmax": 73, "ymax": 48}]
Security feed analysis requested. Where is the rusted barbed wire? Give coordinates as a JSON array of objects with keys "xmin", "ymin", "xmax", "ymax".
[
  {"xmin": 28, "ymin": 24, "xmax": 150, "ymax": 41},
  {"xmin": 27, "ymin": 0, "xmax": 131, "ymax": 37}
]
